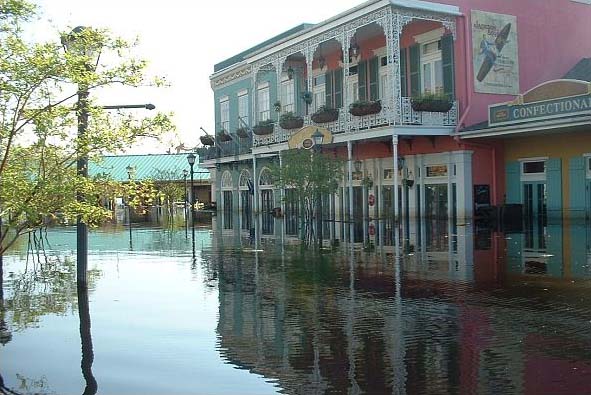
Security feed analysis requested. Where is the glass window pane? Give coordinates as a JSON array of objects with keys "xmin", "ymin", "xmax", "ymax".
[
  {"xmin": 423, "ymin": 63, "xmax": 432, "ymax": 93},
  {"xmin": 523, "ymin": 161, "xmax": 545, "ymax": 174},
  {"xmin": 435, "ymin": 59, "xmax": 443, "ymax": 93}
]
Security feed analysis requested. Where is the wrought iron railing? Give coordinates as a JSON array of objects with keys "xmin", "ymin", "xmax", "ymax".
[
  {"xmin": 400, "ymin": 97, "xmax": 458, "ymax": 127},
  {"xmin": 245, "ymin": 98, "xmax": 458, "ymax": 149}
]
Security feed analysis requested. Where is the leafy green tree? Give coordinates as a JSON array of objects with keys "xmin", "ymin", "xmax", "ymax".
[
  {"xmin": 0, "ymin": 0, "xmax": 175, "ymax": 258},
  {"xmin": 151, "ymin": 168, "xmax": 185, "ymax": 225},
  {"xmin": 270, "ymin": 149, "xmax": 343, "ymax": 246}
]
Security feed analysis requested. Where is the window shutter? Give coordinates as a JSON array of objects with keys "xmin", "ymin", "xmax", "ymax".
[
  {"xmin": 546, "ymin": 158, "xmax": 562, "ymax": 216},
  {"xmin": 569, "ymin": 156, "xmax": 586, "ymax": 216},
  {"xmin": 369, "ymin": 56, "xmax": 379, "ymax": 101},
  {"xmin": 325, "ymin": 70, "xmax": 333, "ymax": 108},
  {"xmin": 334, "ymin": 68, "xmax": 343, "ymax": 108},
  {"xmin": 358, "ymin": 60, "xmax": 367, "ymax": 102},
  {"xmin": 441, "ymin": 34, "xmax": 455, "ymax": 99},
  {"xmin": 505, "ymin": 161, "xmax": 521, "ymax": 204},
  {"xmin": 409, "ymin": 44, "xmax": 421, "ymax": 97},
  {"xmin": 400, "ymin": 48, "xmax": 408, "ymax": 97}
]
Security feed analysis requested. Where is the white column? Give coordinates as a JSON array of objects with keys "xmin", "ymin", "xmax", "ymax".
[
  {"xmin": 347, "ymin": 140, "xmax": 354, "ymax": 220},
  {"xmin": 393, "ymin": 134, "xmax": 399, "ymax": 220},
  {"xmin": 253, "ymin": 154, "xmax": 259, "ymax": 249}
]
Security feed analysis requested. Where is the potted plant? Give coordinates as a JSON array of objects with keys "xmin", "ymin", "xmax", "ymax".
[
  {"xmin": 236, "ymin": 127, "xmax": 249, "ymax": 138},
  {"xmin": 349, "ymin": 100, "xmax": 382, "ymax": 116},
  {"xmin": 217, "ymin": 129, "xmax": 232, "ymax": 142},
  {"xmin": 274, "ymin": 100, "xmax": 282, "ymax": 112},
  {"xmin": 300, "ymin": 91, "xmax": 313, "ymax": 106},
  {"xmin": 410, "ymin": 93, "xmax": 453, "ymax": 112},
  {"xmin": 252, "ymin": 119, "xmax": 275, "ymax": 135},
  {"xmin": 279, "ymin": 112, "xmax": 304, "ymax": 129},
  {"xmin": 311, "ymin": 105, "xmax": 339, "ymax": 123},
  {"xmin": 200, "ymin": 135, "xmax": 214, "ymax": 146}
]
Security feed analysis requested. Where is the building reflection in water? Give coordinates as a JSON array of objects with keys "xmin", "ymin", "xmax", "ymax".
[{"xmin": 211, "ymin": 212, "xmax": 591, "ymax": 394}]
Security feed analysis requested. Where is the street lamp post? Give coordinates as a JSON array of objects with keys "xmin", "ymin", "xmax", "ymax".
[
  {"xmin": 62, "ymin": 26, "xmax": 102, "ymax": 286},
  {"xmin": 126, "ymin": 165, "xmax": 136, "ymax": 249},
  {"xmin": 187, "ymin": 153, "xmax": 196, "ymax": 244},
  {"xmin": 183, "ymin": 169, "xmax": 189, "ymax": 237},
  {"xmin": 311, "ymin": 129, "xmax": 324, "ymax": 247}
]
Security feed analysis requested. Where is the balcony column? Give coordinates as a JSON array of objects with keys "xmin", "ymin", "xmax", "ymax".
[
  {"xmin": 386, "ymin": 12, "xmax": 402, "ymax": 125},
  {"xmin": 347, "ymin": 140, "xmax": 354, "ymax": 242},
  {"xmin": 279, "ymin": 150, "xmax": 285, "ymax": 244},
  {"xmin": 251, "ymin": 68, "xmax": 258, "ymax": 127},
  {"xmin": 342, "ymin": 31, "xmax": 352, "ymax": 132},
  {"xmin": 305, "ymin": 46, "xmax": 315, "ymax": 110},
  {"xmin": 393, "ymin": 134, "xmax": 399, "ymax": 220},
  {"xmin": 253, "ymin": 154, "xmax": 259, "ymax": 250}
]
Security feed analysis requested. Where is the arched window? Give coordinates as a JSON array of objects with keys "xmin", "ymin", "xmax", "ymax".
[
  {"xmin": 239, "ymin": 170, "xmax": 251, "ymax": 190},
  {"xmin": 221, "ymin": 171, "xmax": 233, "ymax": 190},
  {"xmin": 259, "ymin": 168, "xmax": 273, "ymax": 187}
]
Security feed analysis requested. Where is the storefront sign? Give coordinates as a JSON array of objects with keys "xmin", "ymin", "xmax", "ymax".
[
  {"xmin": 490, "ymin": 94, "xmax": 591, "ymax": 126},
  {"xmin": 426, "ymin": 165, "xmax": 448, "ymax": 177},
  {"xmin": 287, "ymin": 126, "xmax": 332, "ymax": 149},
  {"xmin": 472, "ymin": 10, "xmax": 519, "ymax": 95}
]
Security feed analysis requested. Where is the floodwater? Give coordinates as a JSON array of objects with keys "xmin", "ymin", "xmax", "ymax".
[{"xmin": 1, "ymin": 218, "xmax": 591, "ymax": 394}]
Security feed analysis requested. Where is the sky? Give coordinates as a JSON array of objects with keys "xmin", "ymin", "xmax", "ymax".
[{"xmin": 31, "ymin": 0, "xmax": 363, "ymax": 154}]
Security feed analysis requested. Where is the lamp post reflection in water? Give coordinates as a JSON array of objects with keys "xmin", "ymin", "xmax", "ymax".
[{"xmin": 77, "ymin": 283, "xmax": 97, "ymax": 395}]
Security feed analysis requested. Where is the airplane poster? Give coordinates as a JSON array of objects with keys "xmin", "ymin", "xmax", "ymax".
[{"xmin": 472, "ymin": 10, "xmax": 519, "ymax": 95}]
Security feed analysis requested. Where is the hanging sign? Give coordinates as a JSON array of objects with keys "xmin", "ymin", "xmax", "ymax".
[{"xmin": 368, "ymin": 194, "xmax": 375, "ymax": 206}]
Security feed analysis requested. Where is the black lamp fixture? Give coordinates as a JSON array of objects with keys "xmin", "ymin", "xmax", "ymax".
[
  {"xmin": 318, "ymin": 55, "xmax": 326, "ymax": 71},
  {"xmin": 350, "ymin": 36, "xmax": 360, "ymax": 59},
  {"xmin": 287, "ymin": 65, "xmax": 295, "ymax": 80},
  {"xmin": 61, "ymin": 26, "xmax": 102, "ymax": 70},
  {"xmin": 126, "ymin": 165, "xmax": 136, "ymax": 180},
  {"xmin": 397, "ymin": 156, "xmax": 405, "ymax": 171},
  {"xmin": 311, "ymin": 129, "xmax": 324, "ymax": 146},
  {"xmin": 354, "ymin": 160, "xmax": 363, "ymax": 173},
  {"xmin": 187, "ymin": 153, "xmax": 196, "ymax": 166}
]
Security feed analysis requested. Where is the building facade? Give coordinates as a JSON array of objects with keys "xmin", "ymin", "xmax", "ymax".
[{"xmin": 202, "ymin": 0, "xmax": 591, "ymax": 241}]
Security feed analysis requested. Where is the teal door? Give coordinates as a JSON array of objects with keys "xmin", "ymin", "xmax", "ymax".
[{"xmin": 523, "ymin": 182, "xmax": 546, "ymax": 220}]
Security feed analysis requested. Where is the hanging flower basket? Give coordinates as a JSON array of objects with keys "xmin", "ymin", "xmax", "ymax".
[
  {"xmin": 200, "ymin": 135, "xmax": 214, "ymax": 146},
  {"xmin": 236, "ymin": 127, "xmax": 249, "ymax": 138},
  {"xmin": 217, "ymin": 130, "xmax": 232, "ymax": 142},
  {"xmin": 410, "ymin": 94, "xmax": 453, "ymax": 113},
  {"xmin": 311, "ymin": 106, "xmax": 339, "ymax": 123},
  {"xmin": 279, "ymin": 112, "xmax": 304, "ymax": 129},
  {"xmin": 349, "ymin": 100, "xmax": 382, "ymax": 116},
  {"xmin": 252, "ymin": 120, "xmax": 275, "ymax": 136}
]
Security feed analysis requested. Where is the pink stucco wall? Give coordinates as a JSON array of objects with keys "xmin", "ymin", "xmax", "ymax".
[{"xmin": 435, "ymin": 0, "xmax": 591, "ymax": 128}]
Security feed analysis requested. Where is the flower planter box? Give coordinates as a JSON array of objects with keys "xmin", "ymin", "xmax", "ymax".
[
  {"xmin": 410, "ymin": 99, "xmax": 453, "ymax": 113},
  {"xmin": 279, "ymin": 117, "xmax": 304, "ymax": 129},
  {"xmin": 236, "ymin": 128, "xmax": 249, "ymax": 138},
  {"xmin": 252, "ymin": 124, "xmax": 274, "ymax": 135},
  {"xmin": 217, "ymin": 132, "xmax": 232, "ymax": 142},
  {"xmin": 349, "ymin": 100, "xmax": 382, "ymax": 116},
  {"xmin": 200, "ymin": 135, "xmax": 214, "ymax": 146},
  {"xmin": 311, "ymin": 108, "xmax": 339, "ymax": 123}
]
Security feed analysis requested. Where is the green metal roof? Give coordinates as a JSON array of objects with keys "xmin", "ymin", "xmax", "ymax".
[{"xmin": 89, "ymin": 154, "xmax": 210, "ymax": 182}]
